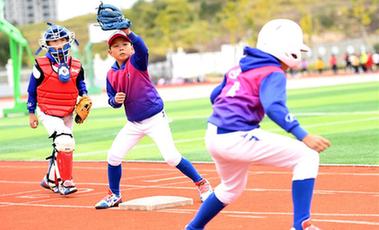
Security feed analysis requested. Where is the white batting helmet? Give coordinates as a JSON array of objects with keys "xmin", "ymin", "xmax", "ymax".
[{"xmin": 256, "ymin": 19, "xmax": 310, "ymax": 68}]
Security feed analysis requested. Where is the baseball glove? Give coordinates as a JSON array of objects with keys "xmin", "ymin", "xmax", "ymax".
[
  {"xmin": 97, "ymin": 2, "xmax": 132, "ymax": 31},
  {"xmin": 75, "ymin": 96, "xmax": 92, "ymax": 124}
]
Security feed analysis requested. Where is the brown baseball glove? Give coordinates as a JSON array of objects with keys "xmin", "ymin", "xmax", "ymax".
[{"xmin": 75, "ymin": 96, "xmax": 92, "ymax": 124}]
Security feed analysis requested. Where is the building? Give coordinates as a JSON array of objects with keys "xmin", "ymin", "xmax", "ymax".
[{"xmin": 4, "ymin": 0, "xmax": 56, "ymax": 25}]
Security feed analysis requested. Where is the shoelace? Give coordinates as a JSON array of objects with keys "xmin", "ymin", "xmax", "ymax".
[
  {"xmin": 62, "ymin": 180, "xmax": 75, "ymax": 187},
  {"xmin": 104, "ymin": 193, "xmax": 120, "ymax": 202},
  {"xmin": 104, "ymin": 194, "xmax": 114, "ymax": 200}
]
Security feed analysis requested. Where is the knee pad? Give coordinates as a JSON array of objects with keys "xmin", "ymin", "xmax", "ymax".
[{"xmin": 53, "ymin": 132, "xmax": 75, "ymax": 152}]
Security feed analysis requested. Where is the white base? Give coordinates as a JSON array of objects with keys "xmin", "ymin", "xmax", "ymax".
[{"xmin": 119, "ymin": 195, "xmax": 193, "ymax": 211}]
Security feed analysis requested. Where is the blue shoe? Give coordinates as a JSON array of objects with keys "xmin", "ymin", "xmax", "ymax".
[{"xmin": 95, "ymin": 189, "xmax": 122, "ymax": 209}]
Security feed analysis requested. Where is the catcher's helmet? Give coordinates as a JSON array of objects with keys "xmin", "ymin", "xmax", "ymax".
[
  {"xmin": 256, "ymin": 19, "xmax": 310, "ymax": 68},
  {"xmin": 37, "ymin": 22, "xmax": 78, "ymax": 65}
]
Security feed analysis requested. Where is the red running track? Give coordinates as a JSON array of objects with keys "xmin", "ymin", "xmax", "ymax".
[{"xmin": 0, "ymin": 161, "xmax": 378, "ymax": 230}]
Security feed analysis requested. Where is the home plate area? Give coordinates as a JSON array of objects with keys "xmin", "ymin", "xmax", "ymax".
[{"xmin": 119, "ymin": 195, "xmax": 193, "ymax": 211}]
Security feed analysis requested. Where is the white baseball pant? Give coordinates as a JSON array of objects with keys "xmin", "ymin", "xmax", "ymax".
[
  {"xmin": 37, "ymin": 108, "xmax": 73, "ymax": 136},
  {"xmin": 206, "ymin": 123, "xmax": 319, "ymax": 204},
  {"xmin": 107, "ymin": 110, "xmax": 182, "ymax": 167}
]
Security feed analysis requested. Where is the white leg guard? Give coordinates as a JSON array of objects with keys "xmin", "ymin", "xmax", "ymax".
[{"xmin": 50, "ymin": 131, "xmax": 78, "ymax": 195}]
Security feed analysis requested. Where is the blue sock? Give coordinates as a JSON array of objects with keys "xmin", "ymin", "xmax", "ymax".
[
  {"xmin": 187, "ymin": 193, "xmax": 225, "ymax": 229},
  {"xmin": 176, "ymin": 157, "xmax": 202, "ymax": 183},
  {"xmin": 108, "ymin": 164, "xmax": 122, "ymax": 196},
  {"xmin": 292, "ymin": 178, "xmax": 315, "ymax": 230}
]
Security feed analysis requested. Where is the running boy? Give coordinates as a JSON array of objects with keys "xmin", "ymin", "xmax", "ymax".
[
  {"xmin": 27, "ymin": 23, "xmax": 89, "ymax": 195},
  {"xmin": 94, "ymin": 22, "xmax": 212, "ymax": 208},
  {"xmin": 185, "ymin": 19, "xmax": 331, "ymax": 230}
]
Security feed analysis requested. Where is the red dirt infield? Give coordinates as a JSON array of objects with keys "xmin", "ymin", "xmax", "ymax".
[{"xmin": 0, "ymin": 161, "xmax": 378, "ymax": 230}]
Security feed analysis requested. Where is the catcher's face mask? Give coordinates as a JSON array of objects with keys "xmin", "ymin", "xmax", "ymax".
[{"xmin": 36, "ymin": 22, "xmax": 80, "ymax": 83}]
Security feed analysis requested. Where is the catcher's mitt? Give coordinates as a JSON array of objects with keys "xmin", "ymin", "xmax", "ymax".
[
  {"xmin": 75, "ymin": 96, "xmax": 92, "ymax": 124},
  {"xmin": 97, "ymin": 2, "xmax": 131, "ymax": 31}
]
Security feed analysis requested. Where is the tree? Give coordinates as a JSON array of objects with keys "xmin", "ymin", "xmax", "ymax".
[
  {"xmin": 153, "ymin": 0, "xmax": 195, "ymax": 50},
  {"xmin": 300, "ymin": 14, "xmax": 313, "ymax": 46},
  {"xmin": 0, "ymin": 34, "xmax": 10, "ymax": 66},
  {"xmin": 340, "ymin": 0, "xmax": 379, "ymax": 38}
]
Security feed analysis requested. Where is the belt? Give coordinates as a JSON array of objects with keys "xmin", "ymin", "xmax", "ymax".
[{"xmin": 216, "ymin": 127, "xmax": 236, "ymax": 134}]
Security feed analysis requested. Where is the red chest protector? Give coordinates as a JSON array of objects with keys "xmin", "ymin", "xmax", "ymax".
[{"xmin": 36, "ymin": 57, "xmax": 81, "ymax": 117}]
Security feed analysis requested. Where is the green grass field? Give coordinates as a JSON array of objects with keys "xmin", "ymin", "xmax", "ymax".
[{"xmin": 0, "ymin": 81, "xmax": 378, "ymax": 165}]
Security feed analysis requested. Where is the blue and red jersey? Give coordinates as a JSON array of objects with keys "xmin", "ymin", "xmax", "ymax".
[
  {"xmin": 209, "ymin": 47, "xmax": 307, "ymax": 140},
  {"xmin": 106, "ymin": 32, "xmax": 163, "ymax": 122}
]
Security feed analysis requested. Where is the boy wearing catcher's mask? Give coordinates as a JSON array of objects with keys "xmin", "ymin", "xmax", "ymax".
[{"xmin": 27, "ymin": 23, "xmax": 90, "ymax": 195}]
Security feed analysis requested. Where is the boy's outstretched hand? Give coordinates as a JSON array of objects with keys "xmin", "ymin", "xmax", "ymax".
[{"xmin": 303, "ymin": 134, "xmax": 331, "ymax": 153}]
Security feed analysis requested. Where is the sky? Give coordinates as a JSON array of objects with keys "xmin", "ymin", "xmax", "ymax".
[{"xmin": 57, "ymin": 0, "xmax": 138, "ymax": 21}]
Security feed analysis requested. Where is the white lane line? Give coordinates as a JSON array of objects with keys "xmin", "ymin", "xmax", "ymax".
[
  {"xmin": 0, "ymin": 202, "xmax": 94, "ymax": 209},
  {"xmin": 243, "ymin": 188, "xmax": 379, "ymax": 196},
  {"xmin": 0, "ymin": 201, "xmax": 378, "ymax": 221},
  {"xmin": 167, "ymin": 209, "xmax": 379, "ymax": 218},
  {"xmin": 0, "ymin": 189, "xmax": 42, "ymax": 197},
  {"xmin": 2, "ymin": 163, "xmax": 378, "ymax": 170},
  {"xmin": 227, "ymin": 214, "xmax": 266, "ymax": 219},
  {"xmin": 16, "ymin": 194, "xmax": 51, "ymax": 199},
  {"xmin": 313, "ymin": 218, "xmax": 379, "ymax": 226},
  {"xmin": 124, "ymin": 172, "xmax": 182, "ymax": 181},
  {"xmin": 1, "ymin": 165, "xmax": 378, "ymax": 176},
  {"xmin": 1, "ymin": 180, "xmax": 378, "ymax": 196},
  {"xmin": 249, "ymin": 171, "xmax": 379, "ymax": 176},
  {"xmin": 158, "ymin": 209, "xmax": 193, "ymax": 214},
  {"xmin": 144, "ymin": 176, "xmax": 189, "ymax": 183},
  {"xmin": 229, "ymin": 213, "xmax": 378, "ymax": 225}
]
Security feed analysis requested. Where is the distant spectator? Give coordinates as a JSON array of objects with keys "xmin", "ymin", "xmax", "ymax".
[
  {"xmin": 344, "ymin": 52, "xmax": 352, "ymax": 72},
  {"xmin": 315, "ymin": 57, "xmax": 325, "ymax": 74},
  {"xmin": 360, "ymin": 51, "xmax": 368, "ymax": 72},
  {"xmin": 372, "ymin": 52, "xmax": 379, "ymax": 70},
  {"xmin": 351, "ymin": 54, "xmax": 360, "ymax": 74},
  {"xmin": 365, "ymin": 52, "xmax": 374, "ymax": 72},
  {"xmin": 300, "ymin": 58, "xmax": 308, "ymax": 75},
  {"xmin": 329, "ymin": 54, "xmax": 338, "ymax": 74}
]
